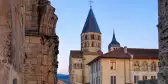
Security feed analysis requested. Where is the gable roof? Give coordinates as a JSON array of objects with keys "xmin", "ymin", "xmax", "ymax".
[
  {"xmin": 88, "ymin": 47, "xmax": 159, "ymax": 65},
  {"xmin": 81, "ymin": 8, "xmax": 101, "ymax": 34}
]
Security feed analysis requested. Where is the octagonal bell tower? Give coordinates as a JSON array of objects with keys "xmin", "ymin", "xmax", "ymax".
[{"xmin": 81, "ymin": 7, "xmax": 101, "ymax": 53}]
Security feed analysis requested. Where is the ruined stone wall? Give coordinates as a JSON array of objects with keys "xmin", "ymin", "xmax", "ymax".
[
  {"xmin": 0, "ymin": 0, "xmax": 24, "ymax": 84},
  {"xmin": 0, "ymin": 0, "xmax": 12, "ymax": 83},
  {"xmin": 157, "ymin": 0, "xmax": 168, "ymax": 84},
  {"xmin": 24, "ymin": 35, "xmax": 58, "ymax": 84},
  {"xmin": 24, "ymin": 0, "xmax": 59, "ymax": 84}
]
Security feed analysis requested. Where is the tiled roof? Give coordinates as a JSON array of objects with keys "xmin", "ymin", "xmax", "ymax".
[
  {"xmin": 81, "ymin": 8, "xmax": 101, "ymax": 34},
  {"xmin": 127, "ymin": 48, "xmax": 158, "ymax": 59},
  {"xmin": 88, "ymin": 47, "xmax": 159, "ymax": 65},
  {"xmin": 70, "ymin": 50, "xmax": 82, "ymax": 58}
]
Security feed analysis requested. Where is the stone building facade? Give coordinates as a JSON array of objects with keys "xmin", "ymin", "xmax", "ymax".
[
  {"xmin": 69, "ymin": 6, "xmax": 160, "ymax": 84},
  {"xmin": 88, "ymin": 46, "xmax": 159, "ymax": 84},
  {"xmin": 0, "ymin": 0, "xmax": 59, "ymax": 84}
]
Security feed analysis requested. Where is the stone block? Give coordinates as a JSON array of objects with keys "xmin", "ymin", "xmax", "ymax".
[
  {"xmin": 29, "ymin": 36, "xmax": 41, "ymax": 44},
  {"xmin": 27, "ymin": 81, "xmax": 37, "ymax": 84},
  {"xmin": 25, "ymin": 58, "xmax": 37, "ymax": 64}
]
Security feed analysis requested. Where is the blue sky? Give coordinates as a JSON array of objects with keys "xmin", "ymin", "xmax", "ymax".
[{"xmin": 49, "ymin": 0, "xmax": 158, "ymax": 74}]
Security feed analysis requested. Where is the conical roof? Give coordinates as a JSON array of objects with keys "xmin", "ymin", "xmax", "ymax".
[
  {"xmin": 108, "ymin": 29, "xmax": 120, "ymax": 50},
  {"xmin": 81, "ymin": 8, "xmax": 101, "ymax": 34}
]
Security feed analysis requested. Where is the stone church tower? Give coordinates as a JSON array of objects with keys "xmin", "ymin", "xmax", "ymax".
[{"xmin": 69, "ymin": 7, "xmax": 101, "ymax": 84}]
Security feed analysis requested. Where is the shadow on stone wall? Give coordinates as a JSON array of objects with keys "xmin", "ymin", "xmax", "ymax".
[{"xmin": 138, "ymin": 79, "xmax": 157, "ymax": 84}]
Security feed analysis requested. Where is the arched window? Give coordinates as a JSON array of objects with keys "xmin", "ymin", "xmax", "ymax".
[
  {"xmin": 13, "ymin": 78, "xmax": 17, "ymax": 84},
  {"xmin": 133, "ymin": 61, "xmax": 140, "ymax": 71},
  {"xmin": 77, "ymin": 64, "xmax": 80, "ymax": 69},
  {"xmin": 142, "ymin": 61, "xmax": 148, "ymax": 71},
  {"xmin": 74, "ymin": 64, "xmax": 76, "ymax": 69},
  {"xmin": 85, "ymin": 35, "xmax": 88, "ymax": 40},
  {"xmin": 151, "ymin": 62, "xmax": 157, "ymax": 71},
  {"xmin": 98, "ymin": 36, "xmax": 100, "ymax": 40},
  {"xmin": 85, "ymin": 42, "xmax": 87, "ymax": 47},
  {"xmin": 91, "ymin": 34, "xmax": 94, "ymax": 40}
]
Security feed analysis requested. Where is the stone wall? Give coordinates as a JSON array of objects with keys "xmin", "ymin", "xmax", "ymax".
[
  {"xmin": 24, "ymin": 0, "xmax": 59, "ymax": 84},
  {"xmin": 0, "ymin": 0, "xmax": 24, "ymax": 84},
  {"xmin": 138, "ymin": 80, "xmax": 157, "ymax": 84},
  {"xmin": 24, "ymin": 35, "xmax": 59, "ymax": 84},
  {"xmin": 158, "ymin": 0, "xmax": 168, "ymax": 84}
]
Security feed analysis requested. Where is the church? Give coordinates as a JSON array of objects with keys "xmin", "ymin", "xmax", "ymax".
[{"xmin": 69, "ymin": 7, "xmax": 159, "ymax": 84}]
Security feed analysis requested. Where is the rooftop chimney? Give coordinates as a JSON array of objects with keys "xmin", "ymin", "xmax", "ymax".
[{"xmin": 124, "ymin": 46, "xmax": 127, "ymax": 53}]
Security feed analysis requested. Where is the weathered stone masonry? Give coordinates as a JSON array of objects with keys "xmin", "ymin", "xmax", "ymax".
[
  {"xmin": 0, "ymin": 0, "xmax": 59, "ymax": 84},
  {"xmin": 0, "ymin": 0, "xmax": 25, "ymax": 84},
  {"xmin": 24, "ymin": 0, "xmax": 59, "ymax": 84}
]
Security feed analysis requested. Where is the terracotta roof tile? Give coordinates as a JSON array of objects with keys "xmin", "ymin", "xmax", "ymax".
[{"xmin": 88, "ymin": 48, "xmax": 159, "ymax": 65}]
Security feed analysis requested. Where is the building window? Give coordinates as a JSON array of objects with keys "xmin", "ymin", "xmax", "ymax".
[
  {"xmin": 98, "ymin": 36, "xmax": 100, "ymax": 40},
  {"xmin": 91, "ymin": 34, "xmax": 94, "ymax": 40},
  {"xmin": 110, "ymin": 60, "xmax": 116, "ymax": 70},
  {"xmin": 134, "ymin": 76, "xmax": 139, "ymax": 83},
  {"xmin": 151, "ymin": 62, "xmax": 157, "ymax": 71},
  {"xmin": 133, "ymin": 61, "xmax": 140, "ymax": 71},
  {"xmin": 142, "ymin": 61, "xmax": 148, "ymax": 71},
  {"xmin": 98, "ymin": 76, "xmax": 100, "ymax": 84},
  {"xmin": 74, "ymin": 64, "xmax": 77, "ymax": 69},
  {"xmin": 151, "ymin": 76, "xmax": 156, "ymax": 80},
  {"xmin": 85, "ymin": 42, "xmax": 87, "ymax": 47},
  {"xmin": 13, "ymin": 79, "xmax": 17, "ymax": 84},
  {"xmin": 81, "ymin": 63, "xmax": 83, "ymax": 69},
  {"xmin": 111, "ymin": 76, "xmax": 116, "ymax": 84},
  {"xmin": 77, "ymin": 64, "xmax": 80, "ymax": 69},
  {"xmin": 98, "ymin": 43, "xmax": 100, "ymax": 48},
  {"xmin": 92, "ymin": 42, "xmax": 94, "ymax": 47},
  {"xmin": 85, "ymin": 35, "xmax": 88, "ymax": 40},
  {"xmin": 143, "ymin": 76, "xmax": 147, "ymax": 80}
]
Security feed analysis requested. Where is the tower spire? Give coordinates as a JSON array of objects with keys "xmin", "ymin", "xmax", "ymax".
[
  {"xmin": 113, "ymin": 28, "xmax": 116, "ymax": 41},
  {"xmin": 88, "ymin": 0, "xmax": 94, "ymax": 8},
  {"xmin": 108, "ymin": 29, "xmax": 120, "ymax": 51}
]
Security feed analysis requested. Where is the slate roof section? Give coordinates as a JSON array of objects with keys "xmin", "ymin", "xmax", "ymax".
[
  {"xmin": 81, "ymin": 8, "xmax": 101, "ymax": 34},
  {"xmin": 88, "ymin": 48, "xmax": 159, "ymax": 65},
  {"xmin": 70, "ymin": 50, "xmax": 82, "ymax": 58}
]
